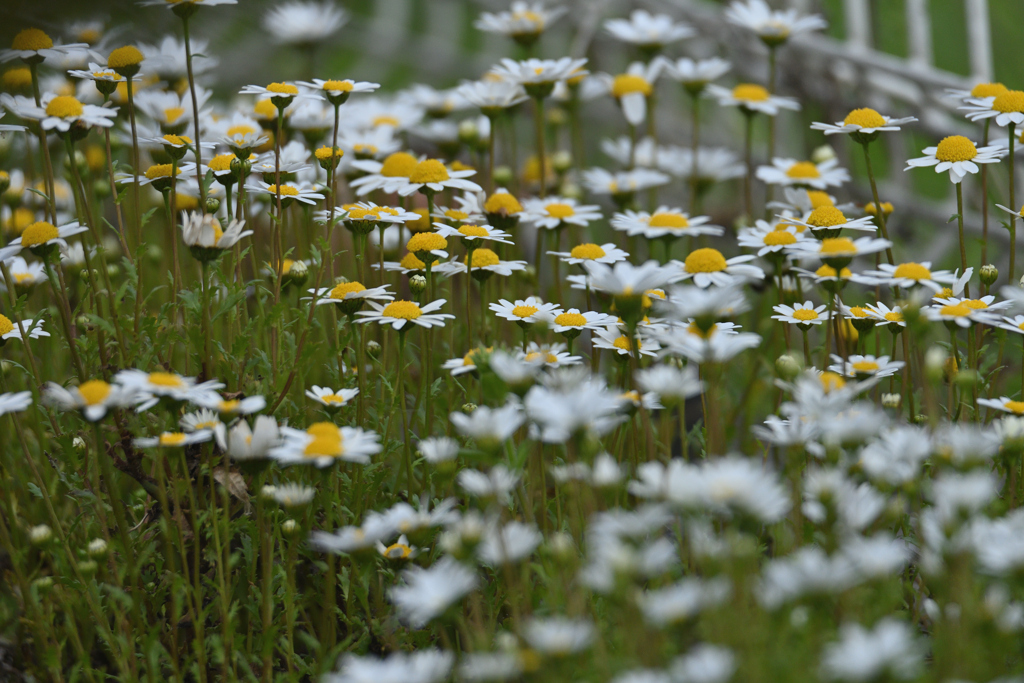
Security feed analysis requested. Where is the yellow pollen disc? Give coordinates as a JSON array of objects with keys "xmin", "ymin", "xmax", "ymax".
[
  {"xmin": 484, "ymin": 192, "xmax": 523, "ymax": 214},
  {"xmin": 786, "ymin": 161, "xmax": 821, "ymax": 179},
  {"xmin": 570, "ymin": 243, "xmax": 607, "ymax": 260},
  {"xmin": 807, "ymin": 206, "xmax": 847, "ymax": 228},
  {"xmin": 92, "ymin": 70, "xmax": 120, "ymax": 80},
  {"xmin": 843, "ymin": 108, "xmax": 886, "ymax": 128},
  {"xmin": 253, "ymin": 100, "xmax": 277, "ymax": 119},
  {"xmin": 353, "ymin": 144, "xmax": 377, "ymax": 155},
  {"xmin": 45, "ymin": 96, "xmax": 84, "ymax": 119},
  {"xmin": 646, "ymin": 289, "xmax": 665, "ymax": 300},
  {"xmin": 144, "ymin": 164, "xmax": 177, "ymax": 179},
  {"xmin": 649, "ymin": 212, "xmax": 689, "ymax": 229},
  {"xmin": 962, "ymin": 299, "xmax": 988, "ymax": 309},
  {"xmin": 512, "ymin": 305, "xmax": 539, "ymax": 318},
  {"xmin": 280, "ymin": 259, "xmax": 294, "ymax": 274},
  {"xmin": 815, "ymin": 264, "xmax": 852, "ymax": 278},
  {"xmin": 611, "ymin": 74, "xmax": 652, "ymax": 98},
  {"xmin": 458, "ymin": 225, "xmax": 488, "ymax": 237},
  {"xmin": 934, "ymin": 135, "xmax": 978, "ymax": 162},
  {"xmin": 267, "ymin": 184, "xmax": 300, "ymax": 196},
  {"xmin": 763, "ymin": 231, "xmax": 796, "ymax": 246},
  {"xmin": 329, "ymin": 281, "xmax": 366, "ymax": 299},
  {"xmin": 992, "ymin": 91, "xmax": 1024, "ymax": 114},
  {"xmin": 159, "ymin": 433, "xmax": 187, "ymax": 447},
  {"xmin": 884, "ymin": 311, "xmax": 903, "ymax": 323},
  {"xmin": 77, "ymin": 380, "xmax": 111, "ymax": 406},
  {"xmin": 467, "ymin": 248, "xmax": 499, "ymax": 268},
  {"xmin": 162, "ymin": 134, "xmax": 191, "ymax": 146},
  {"xmin": 12, "ymin": 28, "xmax": 53, "ymax": 52},
  {"xmin": 792, "ymin": 309, "xmax": 819, "ymax": 321},
  {"xmin": 940, "ymin": 304, "xmax": 972, "ymax": 317},
  {"xmin": 2, "ymin": 68, "xmax": 32, "ymax": 89},
  {"xmin": 400, "ymin": 253, "xmax": 426, "ymax": 270},
  {"xmin": 315, "ymin": 146, "xmax": 343, "ymax": 160},
  {"xmin": 321, "ymin": 394, "xmax": 348, "ymax": 405},
  {"xmin": 687, "ymin": 322, "xmax": 717, "ymax": 339},
  {"xmin": 383, "ymin": 543, "xmax": 412, "ymax": 559},
  {"xmin": 936, "ymin": 287, "xmax": 953, "ymax": 298},
  {"xmin": 1005, "ymin": 401, "xmax": 1024, "ymax": 414},
  {"xmin": 382, "ymin": 300, "xmax": 423, "ymax": 320},
  {"xmin": 148, "ymin": 372, "xmax": 185, "ymax": 388},
  {"xmin": 407, "ymin": 232, "xmax": 447, "ymax": 252},
  {"xmin": 346, "ymin": 207, "xmax": 374, "ymax": 220},
  {"xmin": 819, "ymin": 372, "xmax": 846, "ymax": 392},
  {"xmin": 512, "ymin": 9, "xmax": 543, "ymax": 23},
  {"xmin": 445, "ymin": 210, "xmax": 469, "ymax": 220},
  {"xmin": 208, "ymin": 153, "xmax": 234, "ymax": 172},
  {"xmin": 162, "ymin": 106, "xmax": 185, "ymax": 124},
  {"xmin": 0, "ymin": 315, "xmax": 13, "ymax": 336},
  {"xmin": 20, "ymin": 221, "xmax": 59, "ymax": 247},
  {"xmin": 219, "ymin": 400, "xmax": 240, "ymax": 412},
  {"xmin": 11, "ymin": 209, "xmax": 34, "ymax": 232},
  {"xmin": 266, "ymin": 82, "xmax": 298, "ymax": 95},
  {"xmin": 227, "ymin": 124, "xmax": 255, "ymax": 138},
  {"xmin": 461, "ymin": 349, "xmax": 480, "ymax": 366},
  {"xmin": 849, "ymin": 306, "xmax": 868, "ymax": 318},
  {"xmin": 545, "ymin": 203, "xmax": 576, "ymax": 218},
  {"xmin": 322, "ymin": 80, "xmax": 354, "ymax": 92},
  {"xmin": 806, "ymin": 190, "xmax": 834, "ymax": 209},
  {"xmin": 107, "ymin": 45, "xmax": 144, "ymax": 68},
  {"xmin": 892, "ymin": 262, "xmax": 931, "ymax": 280},
  {"xmin": 554, "ymin": 312, "xmax": 587, "ymax": 327},
  {"xmin": 612, "ymin": 336, "xmax": 637, "ymax": 351},
  {"xmin": 732, "ymin": 84, "xmax": 769, "ymax": 102},
  {"xmin": 865, "ymin": 201, "xmax": 894, "ymax": 215},
  {"xmin": 307, "ymin": 422, "xmax": 338, "ymax": 438},
  {"xmin": 380, "ymin": 152, "xmax": 419, "ymax": 178},
  {"xmin": 820, "ymin": 238, "xmax": 856, "ymax": 255},
  {"xmin": 409, "ymin": 159, "xmax": 450, "ymax": 184},
  {"xmin": 684, "ymin": 247, "xmax": 728, "ymax": 273},
  {"xmin": 852, "ymin": 360, "xmax": 879, "ymax": 372},
  {"xmin": 972, "ymin": 82, "xmax": 1007, "ymax": 98},
  {"xmin": 372, "ymin": 115, "xmax": 401, "ymax": 128},
  {"xmin": 304, "ymin": 434, "xmax": 343, "ymax": 457}
]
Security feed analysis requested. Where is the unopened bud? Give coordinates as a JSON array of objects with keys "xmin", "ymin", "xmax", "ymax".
[
  {"xmin": 457, "ymin": 119, "xmax": 479, "ymax": 145},
  {"xmin": 552, "ymin": 150, "xmax": 572, "ymax": 173},
  {"xmin": 261, "ymin": 484, "xmax": 277, "ymax": 501},
  {"xmin": 87, "ymin": 538, "xmax": 108, "ymax": 559},
  {"xmin": 461, "ymin": 403, "xmax": 477, "ymax": 413},
  {"xmin": 33, "ymin": 576, "xmax": 54, "ymax": 595},
  {"xmin": 546, "ymin": 531, "xmax": 575, "ymax": 561},
  {"xmin": 30, "ymin": 524, "xmax": 53, "ymax": 547},
  {"xmin": 282, "ymin": 519, "xmax": 300, "ymax": 537},
  {"xmin": 93, "ymin": 178, "xmax": 111, "ymax": 198},
  {"xmin": 980, "ymin": 264, "xmax": 999, "ymax": 286},
  {"xmin": 366, "ymin": 340, "xmax": 381, "ymax": 359},
  {"xmin": 776, "ymin": 353, "xmax": 803, "ymax": 381},
  {"xmin": 146, "ymin": 243, "xmax": 163, "ymax": 264},
  {"xmin": 881, "ymin": 393, "xmax": 901, "ymax": 409},
  {"xmin": 811, "ymin": 144, "xmax": 836, "ymax": 165},
  {"xmin": 78, "ymin": 559, "xmax": 99, "ymax": 577},
  {"xmin": 409, "ymin": 274, "xmax": 427, "ymax": 295},
  {"xmin": 73, "ymin": 436, "xmax": 87, "ymax": 450},
  {"xmin": 205, "ymin": 197, "xmax": 220, "ymax": 215},
  {"xmin": 493, "ymin": 165, "xmax": 513, "ymax": 187}
]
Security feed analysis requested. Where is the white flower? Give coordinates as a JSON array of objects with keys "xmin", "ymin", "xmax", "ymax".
[
  {"xmin": 524, "ymin": 370, "xmax": 627, "ymax": 442},
  {"xmin": 390, "ymin": 556, "xmax": 478, "ymax": 628},
  {"xmin": 706, "ymin": 83, "xmax": 799, "ymax": 116},
  {"xmin": 0, "ymin": 391, "xmax": 32, "ymax": 416},
  {"xmin": 592, "ymin": 326, "xmax": 660, "ymax": 358},
  {"xmin": 520, "ymin": 342, "xmax": 581, "ymax": 367},
  {"xmin": 979, "ymin": 396, "xmax": 1024, "ymax": 416},
  {"xmin": 221, "ymin": 416, "xmax": 280, "ymax": 461},
  {"xmin": 521, "ymin": 196, "xmax": 603, "ymax": 230},
  {"xmin": 418, "ymin": 436, "xmax": 460, "ymax": 464},
  {"xmin": 0, "ymin": 314, "xmax": 48, "ymax": 343},
  {"xmin": 432, "ymin": 222, "xmax": 513, "ymax": 245},
  {"xmin": 324, "ymin": 650, "xmax": 453, "ymax": 683},
  {"xmin": 245, "ymin": 179, "xmax": 324, "ymax": 205},
  {"xmin": 583, "ymin": 260, "xmax": 674, "ymax": 296},
  {"xmin": 612, "ymin": 207, "xmax": 723, "ymax": 240},
  {"xmin": 635, "ymin": 364, "xmax": 703, "ymax": 403},
  {"xmin": 788, "ymin": 236, "xmax": 892, "ymax": 261},
  {"xmin": 398, "ymin": 159, "xmax": 482, "ymax": 197},
  {"xmin": 544, "ymin": 308, "xmax": 618, "ymax": 334},
  {"xmin": 134, "ymin": 431, "xmax": 213, "ymax": 449},
  {"xmin": 820, "ymin": 619, "xmax": 924, "ymax": 681},
  {"xmin": 606, "ymin": 60, "xmax": 664, "ymax": 126},
  {"xmin": 829, "ymin": 354, "xmax": 904, "ymax": 378},
  {"xmin": 457, "ymin": 79, "xmax": 528, "ymax": 113},
  {"xmin": 605, "ymin": 9, "xmax": 693, "ymax": 48},
  {"xmin": 1, "ymin": 30, "xmax": 88, "ymax": 64},
  {"xmin": 263, "ymin": 1, "xmax": 348, "ymax": 45},
  {"xmin": 490, "ymin": 57, "xmax": 586, "ymax": 86},
  {"xmin": 637, "ymin": 577, "xmax": 731, "ymax": 626},
  {"xmin": 475, "ymin": 3, "xmax": 567, "ymax": 40},
  {"xmin": 309, "ymin": 525, "xmax": 385, "ymax": 555},
  {"xmin": 273, "ymin": 483, "xmax": 316, "ymax": 509},
  {"xmin": 458, "ymin": 653, "xmax": 523, "ymax": 682},
  {"xmin": 665, "ymin": 58, "xmax": 731, "ymax": 89},
  {"xmin": 725, "ymin": 0, "xmax": 827, "ymax": 42},
  {"xmin": 270, "ymin": 424, "xmax": 381, "ymax": 468},
  {"xmin": 862, "ymin": 261, "xmax": 958, "ymax": 291},
  {"xmin": 43, "ymin": 379, "xmax": 128, "ymax": 429},
  {"xmin": 356, "ymin": 299, "xmax": 455, "ymax": 330},
  {"xmin": 737, "ymin": 222, "xmax": 807, "ymax": 256},
  {"xmin": 0, "ymin": 220, "xmax": 89, "ymax": 262},
  {"xmin": 582, "ymin": 167, "xmax": 670, "ymax": 195},
  {"xmin": 756, "ymin": 158, "xmax": 849, "ymax": 189},
  {"xmin": 239, "ymin": 81, "xmax": 321, "ymax": 105},
  {"xmin": 490, "ymin": 296, "xmax": 560, "ymax": 324},
  {"xmin": 549, "ymin": 242, "xmax": 629, "ymax": 266},
  {"xmin": 520, "ymin": 617, "xmax": 594, "ymax": 655},
  {"xmin": 458, "ymin": 465, "xmax": 521, "ymax": 503},
  {"xmin": 961, "ymin": 90, "xmax": 1024, "ymax": 127},
  {"xmin": 114, "ymin": 369, "xmax": 223, "ymax": 411},
  {"xmin": 674, "ymin": 248, "xmax": 765, "ymax": 288},
  {"xmin": 477, "ymin": 520, "xmax": 542, "ymax": 565},
  {"xmin": 772, "ymin": 301, "xmax": 829, "ymax": 326},
  {"xmin": 859, "ymin": 426, "xmax": 932, "ymax": 485},
  {"xmin": 305, "ymin": 386, "xmax": 359, "ymax": 409},
  {"xmin": 657, "ymin": 146, "xmax": 745, "ymax": 181},
  {"xmin": 671, "ymin": 644, "xmax": 737, "ymax": 683},
  {"xmin": 308, "ymin": 282, "xmax": 394, "ymax": 307},
  {"xmin": 905, "ymin": 135, "xmax": 1003, "ymax": 184},
  {"xmin": 450, "ymin": 402, "xmax": 524, "ymax": 445},
  {"xmin": 811, "ymin": 108, "xmax": 918, "ymax": 136},
  {"xmin": 179, "ymin": 211, "xmax": 251, "ymax": 250}
]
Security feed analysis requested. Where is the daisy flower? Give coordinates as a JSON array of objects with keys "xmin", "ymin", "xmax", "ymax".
[
  {"xmin": 521, "ymin": 197, "xmax": 602, "ymax": 230},
  {"xmin": 584, "ymin": 260, "xmax": 674, "ymax": 296},
  {"xmin": 376, "ymin": 533, "xmax": 421, "ymax": 561},
  {"xmin": 829, "ymin": 354, "xmax": 904, "ymax": 379},
  {"xmin": 978, "ymin": 396, "xmax": 1024, "ymax": 416},
  {"xmin": 475, "ymin": 2, "xmax": 568, "ymax": 45},
  {"xmin": 221, "ymin": 416, "xmax": 281, "ymax": 461},
  {"xmin": 605, "ymin": 9, "xmax": 693, "ymax": 50},
  {"xmin": 674, "ymin": 248, "xmax": 765, "ymax": 288},
  {"xmin": 245, "ymin": 179, "xmax": 323, "ymax": 205},
  {"xmin": 657, "ymin": 146, "xmax": 746, "ymax": 183},
  {"xmin": 327, "ymin": 651, "xmax": 453, "ymax": 683},
  {"xmin": 272, "ymin": 483, "xmax": 316, "ymax": 510},
  {"xmin": 119, "ymin": 163, "xmax": 198, "ymax": 190},
  {"xmin": 0, "ymin": 391, "xmax": 32, "ymax": 416},
  {"xmin": 442, "ymin": 347, "xmax": 490, "ymax": 376},
  {"xmin": 490, "ymin": 57, "xmax": 589, "ymax": 90},
  {"xmin": 18, "ymin": 92, "xmax": 117, "ymax": 133},
  {"xmin": 180, "ymin": 211, "xmax": 252, "ymax": 255},
  {"xmin": 772, "ymin": 301, "xmax": 829, "ymax": 326},
  {"xmin": 811, "ymin": 108, "xmax": 917, "ymax": 139},
  {"xmin": 433, "ymin": 249, "xmax": 527, "ymax": 279},
  {"xmin": 521, "ymin": 618, "xmax": 594, "ymax": 655},
  {"xmin": 432, "ymin": 222, "xmax": 513, "ymax": 245},
  {"xmin": 356, "ymin": 299, "xmax": 454, "ymax": 330},
  {"xmin": 193, "ymin": 393, "xmax": 267, "ymax": 416},
  {"xmin": 308, "ymin": 281, "xmax": 393, "ymax": 314},
  {"xmin": 905, "ymin": 135, "xmax": 1003, "ymax": 184},
  {"xmin": 862, "ymin": 262, "xmax": 957, "ymax": 292},
  {"xmin": 67, "ymin": 62, "xmax": 140, "ymax": 87},
  {"xmin": 863, "ymin": 302, "xmax": 906, "ymax": 328},
  {"xmin": 635, "ymin": 364, "xmax": 703, "ymax": 404},
  {"xmin": 418, "ymin": 436, "xmax": 460, "ymax": 465},
  {"xmin": 521, "ymin": 342, "xmax": 582, "ymax": 367},
  {"xmin": 544, "ymin": 308, "xmax": 619, "ymax": 335},
  {"xmin": 612, "ymin": 207, "xmax": 724, "ymax": 240},
  {"xmin": 457, "ymin": 79, "xmax": 528, "ymax": 115},
  {"xmin": 390, "ymin": 556, "xmax": 478, "ymax": 629},
  {"xmin": 706, "ymin": 83, "xmax": 799, "ymax": 116},
  {"xmin": 793, "ymin": 264, "xmax": 877, "ymax": 287},
  {"xmin": 0, "ymin": 110, "xmax": 26, "ymax": 134},
  {"xmin": 725, "ymin": 0, "xmax": 827, "ymax": 45},
  {"xmin": 756, "ymin": 158, "xmax": 850, "ymax": 189},
  {"xmin": 239, "ymin": 81, "xmax": 321, "ymax": 107},
  {"xmin": 394, "ymin": 159, "xmax": 481, "ymax": 197},
  {"xmin": 270, "ymin": 423, "xmax": 381, "ymax": 468},
  {"xmin": 961, "ymin": 89, "xmax": 1024, "ymax": 128},
  {"xmin": 997, "ymin": 315, "xmax": 1024, "ymax": 336},
  {"xmin": 665, "ymin": 57, "xmax": 731, "ymax": 95},
  {"xmin": 135, "ymin": 431, "xmax": 213, "ymax": 449},
  {"xmin": 262, "ymin": 1, "xmax": 349, "ymax": 46},
  {"xmin": 0, "ymin": 256, "xmax": 47, "ymax": 290},
  {"xmin": 607, "ymin": 60, "xmax": 664, "ymax": 127},
  {"xmin": 297, "ymin": 77, "xmax": 379, "ymax": 104},
  {"xmin": 218, "ymin": 116, "xmax": 268, "ymax": 156},
  {"xmin": 550, "ymin": 242, "xmax": 629, "ymax": 266},
  {"xmin": 306, "ymin": 386, "xmax": 359, "ymax": 409},
  {"xmin": 490, "ymin": 297, "xmax": 560, "ymax": 325},
  {"xmin": 583, "ymin": 167, "xmax": 671, "ymax": 199},
  {"xmin": 180, "ymin": 409, "xmax": 224, "ymax": 434},
  {"xmin": 592, "ymin": 326, "xmax": 660, "ymax": 358},
  {"xmin": 923, "ymin": 301, "xmax": 998, "ymax": 327},
  {"xmin": 779, "ymin": 206, "xmax": 877, "ymax": 235},
  {"xmin": 738, "ymin": 222, "xmax": 808, "ymax": 256},
  {"xmin": 450, "ymin": 401, "xmax": 525, "ymax": 446},
  {"xmin": 1, "ymin": 28, "xmax": 88, "ymax": 64},
  {"xmin": 0, "ymin": 220, "xmax": 89, "ymax": 261},
  {"xmin": 114, "ymin": 369, "xmax": 224, "ymax": 410},
  {"xmin": 789, "ymin": 236, "xmax": 893, "ymax": 264},
  {"xmin": 43, "ymin": 379, "xmax": 134, "ymax": 422}
]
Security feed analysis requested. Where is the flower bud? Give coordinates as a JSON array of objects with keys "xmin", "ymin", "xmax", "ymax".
[
  {"xmin": 955, "ymin": 369, "xmax": 979, "ymax": 389},
  {"xmin": 261, "ymin": 484, "xmax": 277, "ymax": 501},
  {"xmin": 811, "ymin": 144, "xmax": 836, "ymax": 165},
  {"xmin": 73, "ymin": 436, "xmax": 87, "ymax": 450},
  {"xmin": 980, "ymin": 264, "xmax": 999, "ymax": 286},
  {"xmin": 409, "ymin": 274, "xmax": 427, "ymax": 295},
  {"xmin": 30, "ymin": 524, "xmax": 53, "ymax": 547},
  {"xmin": 93, "ymin": 178, "xmax": 111, "ymax": 198},
  {"xmin": 461, "ymin": 403, "xmax": 477, "ymax": 413},
  {"xmin": 87, "ymin": 538, "xmax": 108, "ymax": 559},
  {"xmin": 925, "ymin": 346, "xmax": 948, "ymax": 383},
  {"xmin": 366, "ymin": 340, "xmax": 381, "ymax": 359},
  {"xmin": 493, "ymin": 165, "xmax": 513, "ymax": 187},
  {"xmin": 457, "ymin": 119, "xmax": 479, "ymax": 145},
  {"xmin": 775, "ymin": 353, "xmax": 803, "ymax": 381},
  {"xmin": 881, "ymin": 393, "xmax": 901, "ymax": 409},
  {"xmin": 205, "ymin": 197, "xmax": 220, "ymax": 215},
  {"xmin": 146, "ymin": 243, "xmax": 163, "ymax": 264},
  {"xmin": 546, "ymin": 531, "xmax": 575, "ymax": 562},
  {"xmin": 33, "ymin": 576, "xmax": 54, "ymax": 595},
  {"xmin": 552, "ymin": 150, "xmax": 572, "ymax": 173},
  {"xmin": 78, "ymin": 559, "xmax": 99, "ymax": 577},
  {"xmin": 282, "ymin": 519, "xmax": 301, "ymax": 537}
]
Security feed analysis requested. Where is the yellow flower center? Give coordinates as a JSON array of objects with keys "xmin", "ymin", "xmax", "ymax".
[
  {"xmin": 865, "ymin": 201, "xmax": 894, "ymax": 215},
  {"xmin": 512, "ymin": 9, "xmax": 543, "ymax": 24},
  {"xmin": 763, "ymin": 230, "xmax": 796, "ymax": 246},
  {"xmin": 842, "ymin": 108, "xmax": 886, "ymax": 128},
  {"xmin": 382, "ymin": 300, "xmax": 423, "ymax": 320},
  {"xmin": 219, "ymin": 400, "xmax": 240, "ymax": 412},
  {"xmin": 372, "ymin": 115, "xmax": 401, "ymax": 128},
  {"xmin": 732, "ymin": 84, "xmax": 769, "ymax": 102},
  {"xmin": 162, "ymin": 134, "xmax": 191, "ymax": 146},
  {"xmin": 458, "ymin": 225, "xmax": 489, "ymax": 237},
  {"xmin": 159, "ymin": 433, "xmax": 188, "ymax": 447},
  {"xmin": 320, "ymin": 393, "xmax": 349, "ymax": 405},
  {"xmin": 992, "ymin": 91, "xmax": 1024, "ymax": 114},
  {"xmin": 12, "ymin": 28, "xmax": 53, "ymax": 52},
  {"xmin": 848, "ymin": 306, "xmax": 869, "ymax": 318},
  {"xmin": 91, "ymin": 70, "xmax": 121, "ymax": 80},
  {"xmin": 1005, "ymin": 400, "xmax": 1024, "ymax": 414},
  {"xmin": 554, "ymin": 312, "xmax": 587, "ymax": 327},
  {"xmin": 786, "ymin": 161, "xmax": 821, "ymax": 179},
  {"xmin": 45, "ymin": 96, "xmax": 84, "ymax": 119},
  {"xmin": 279, "ymin": 259, "xmax": 295, "ymax": 274},
  {"xmin": 145, "ymin": 164, "xmax": 178, "ymax": 180},
  {"xmin": 148, "ymin": 372, "xmax": 185, "ymax": 388},
  {"xmin": 484, "ymin": 192, "xmax": 523, "ymax": 214},
  {"xmin": 77, "ymin": 380, "xmax": 111, "ymax": 406},
  {"xmin": 226, "ymin": 124, "xmax": 255, "ymax": 138},
  {"xmin": 380, "ymin": 152, "xmax": 419, "ymax": 178},
  {"xmin": 611, "ymin": 74, "xmax": 652, "ymax": 98},
  {"xmin": 383, "ymin": 542, "xmax": 412, "ymax": 559},
  {"xmin": 400, "ymin": 253, "xmax": 426, "ymax": 270},
  {"xmin": 852, "ymin": 360, "xmax": 879, "ymax": 372},
  {"xmin": 407, "ymin": 232, "xmax": 447, "ymax": 252},
  {"xmin": 304, "ymin": 432, "xmax": 343, "ymax": 457},
  {"xmin": 353, "ymin": 143, "xmax": 377, "ymax": 155},
  {"xmin": 0, "ymin": 315, "xmax": 13, "ymax": 336},
  {"xmin": 445, "ymin": 210, "xmax": 469, "ymax": 221},
  {"xmin": 512, "ymin": 305, "xmax": 539, "ymax": 319},
  {"xmin": 807, "ymin": 190, "xmax": 834, "ymax": 209},
  {"xmin": 267, "ymin": 184, "xmax": 300, "ymax": 196},
  {"xmin": 792, "ymin": 309, "xmax": 819, "ymax": 321},
  {"xmin": 934, "ymin": 135, "xmax": 978, "ymax": 162},
  {"xmin": 315, "ymin": 146, "xmax": 344, "ymax": 160},
  {"xmin": 649, "ymin": 212, "xmax": 689, "ymax": 229},
  {"xmin": 892, "ymin": 262, "xmax": 932, "ymax": 280},
  {"xmin": 814, "ymin": 264, "xmax": 852, "ymax": 278},
  {"xmin": 807, "ymin": 206, "xmax": 847, "ymax": 228},
  {"xmin": 208, "ymin": 153, "xmax": 234, "ymax": 172},
  {"xmin": 961, "ymin": 299, "xmax": 988, "ymax": 309},
  {"xmin": 20, "ymin": 221, "xmax": 59, "ymax": 247},
  {"xmin": 972, "ymin": 82, "xmax": 1007, "ymax": 98},
  {"xmin": 820, "ymin": 372, "xmax": 846, "ymax": 392},
  {"xmin": 266, "ymin": 82, "xmax": 298, "ymax": 95},
  {"xmin": 253, "ymin": 100, "xmax": 277, "ymax": 119},
  {"xmin": 940, "ymin": 303, "xmax": 972, "ymax": 317},
  {"xmin": 884, "ymin": 311, "xmax": 904, "ymax": 323},
  {"xmin": 545, "ymin": 203, "xmax": 576, "ymax": 218},
  {"xmin": 570, "ymin": 243, "xmax": 607, "ymax": 260},
  {"xmin": 820, "ymin": 237, "xmax": 856, "ymax": 254},
  {"xmin": 329, "ymin": 281, "xmax": 366, "ymax": 299},
  {"xmin": 2, "ymin": 67, "xmax": 32, "ymax": 89},
  {"xmin": 684, "ymin": 248, "xmax": 728, "ymax": 273},
  {"xmin": 613, "ymin": 335, "xmax": 638, "ymax": 351},
  {"xmin": 468, "ymin": 248, "xmax": 500, "ymax": 268},
  {"xmin": 409, "ymin": 159, "xmax": 450, "ymax": 184},
  {"xmin": 322, "ymin": 80, "xmax": 354, "ymax": 92},
  {"xmin": 107, "ymin": 45, "xmax": 144, "ymax": 68},
  {"xmin": 525, "ymin": 351, "xmax": 559, "ymax": 363}
]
